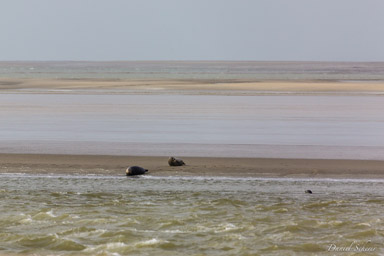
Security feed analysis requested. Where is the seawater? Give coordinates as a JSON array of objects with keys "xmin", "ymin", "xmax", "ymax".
[
  {"xmin": 2, "ymin": 93, "xmax": 384, "ymax": 159},
  {"xmin": 1, "ymin": 61, "xmax": 384, "ymax": 80},
  {"xmin": 0, "ymin": 174, "xmax": 383, "ymax": 255}
]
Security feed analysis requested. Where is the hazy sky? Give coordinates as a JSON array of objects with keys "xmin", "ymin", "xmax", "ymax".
[{"xmin": 1, "ymin": 0, "xmax": 383, "ymax": 61}]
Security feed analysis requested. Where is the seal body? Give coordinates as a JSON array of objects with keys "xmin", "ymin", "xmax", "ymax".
[
  {"xmin": 168, "ymin": 157, "xmax": 186, "ymax": 166},
  {"xmin": 305, "ymin": 190, "xmax": 313, "ymax": 194},
  {"xmin": 126, "ymin": 166, "xmax": 148, "ymax": 176}
]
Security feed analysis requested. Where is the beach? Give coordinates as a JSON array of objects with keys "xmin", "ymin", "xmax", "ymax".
[{"xmin": 2, "ymin": 153, "xmax": 384, "ymax": 179}]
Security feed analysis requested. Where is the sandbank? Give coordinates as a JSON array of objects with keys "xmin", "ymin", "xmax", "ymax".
[
  {"xmin": 1, "ymin": 153, "xmax": 384, "ymax": 179},
  {"xmin": 1, "ymin": 77, "xmax": 384, "ymax": 95}
]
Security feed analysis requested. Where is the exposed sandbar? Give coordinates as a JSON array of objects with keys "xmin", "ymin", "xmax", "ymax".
[
  {"xmin": 1, "ymin": 78, "xmax": 384, "ymax": 95},
  {"xmin": 1, "ymin": 153, "xmax": 384, "ymax": 179}
]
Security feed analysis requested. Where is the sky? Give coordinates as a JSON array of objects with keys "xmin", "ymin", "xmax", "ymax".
[{"xmin": 1, "ymin": 0, "xmax": 383, "ymax": 61}]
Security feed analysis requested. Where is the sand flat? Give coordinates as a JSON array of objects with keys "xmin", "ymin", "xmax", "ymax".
[{"xmin": 1, "ymin": 153, "xmax": 384, "ymax": 179}]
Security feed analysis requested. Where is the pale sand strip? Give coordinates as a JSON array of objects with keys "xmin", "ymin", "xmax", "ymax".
[
  {"xmin": 1, "ymin": 154, "xmax": 384, "ymax": 179},
  {"xmin": 1, "ymin": 78, "xmax": 384, "ymax": 94}
]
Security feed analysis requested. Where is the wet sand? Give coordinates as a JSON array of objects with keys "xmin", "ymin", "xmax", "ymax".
[{"xmin": 1, "ymin": 153, "xmax": 384, "ymax": 179}]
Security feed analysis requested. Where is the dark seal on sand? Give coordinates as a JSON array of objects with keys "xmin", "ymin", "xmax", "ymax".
[
  {"xmin": 168, "ymin": 157, "xmax": 186, "ymax": 166},
  {"xmin": 305, "ymin": 190, "xmax": 313, "ymax": 194},
  {"xmin": 126, "ymin": 166, "xmax": 148, "ymax": 176}
]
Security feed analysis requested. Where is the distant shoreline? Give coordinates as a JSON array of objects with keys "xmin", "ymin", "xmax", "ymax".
[
  {"xmin": 1, "ymin": 153, "xmax": 384, "ymax": 179},
  {"xmin": 1, "ymin": 77, "xmax": 384, "ymax": 96}
]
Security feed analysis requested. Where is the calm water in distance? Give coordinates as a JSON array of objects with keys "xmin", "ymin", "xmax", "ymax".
[
  {"xmin": 1, "ymin": 61, "xmax": 384, "ymax": 80},
  {"xmin": 1, "ymin": 93, "xmax": 384, "ymax": 159}
]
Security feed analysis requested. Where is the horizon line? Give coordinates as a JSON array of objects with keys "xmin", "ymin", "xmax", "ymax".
[{"xmin": 0, "ymin": 60, "xmax": 383, "ymax": 63}]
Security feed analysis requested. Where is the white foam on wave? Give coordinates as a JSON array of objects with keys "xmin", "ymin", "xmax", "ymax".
[
  {"xmin": 317, "ymin": 220, "xmax": 344, "ymax": 227},
  {"xmin": 134, "ymin": 238, "xmax": 164, "ymax": 247},
  {"xmin": 162, "ymin": 229, "xmax": 184, "ymax": 234},
  {"xmin": 46, "ymin": 210, "xmax": 56, "ymax": 218},
  {"xmin": 84, "ymin": 239, "xmax": 164, "ymax": 254},
  {"xmin": 19, "ymin": 214, "xmax": 33, "ymax": 224},
  {"xmin": 266, "ymin": 231, "xmax": 293, "ymax": 242},
  {"xmin": 357, "ymin": 223, "xmax": 372, "ymax": 227},
  {"xmin": 67, "ymin": 228, "xmax": 107, "ymax": 238},
  {"xmin": 214, "ymin": 223, "xmax": 238, "ymax": 233},
  {"xmin": 32, "ymin": 210, "xmax": 58, "ymax": 220},
  {"xmin": 83, "ymin": 242, "xmax": 127, "ymax": 253},
  {"xmin": 105, "ymin": 242, "xmax": 127, "ymax": 249},
  {"xmin": 2, "ymin": 172, "xmax": 384, "ymax": 184}
]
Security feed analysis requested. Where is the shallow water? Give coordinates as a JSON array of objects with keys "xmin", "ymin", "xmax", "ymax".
[
  {"xmin": 0, "ymin": 174, "xmax": 383, "ymax": 255},
  {"xmin": 1, "ymin": 93, "xmax": 384, "ymax": 159}
]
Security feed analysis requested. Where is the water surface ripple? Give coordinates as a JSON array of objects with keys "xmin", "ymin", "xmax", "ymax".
[{"xmin": 0, "ymin": 174, "xmax": 383, "ymax": 255}]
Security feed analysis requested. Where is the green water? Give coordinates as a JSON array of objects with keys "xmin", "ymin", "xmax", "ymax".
[{"xmin": 0, "ymin": 174, "xmax": 383, "ymax": 255}]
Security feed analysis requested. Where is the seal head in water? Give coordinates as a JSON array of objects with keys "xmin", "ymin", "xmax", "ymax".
[
  {"xmin": 126, "ymin": 166, "xmax": 148, "ymax": 176},
  {"xmin": 168, "ymin": 157, "xmax": 186, "ymax": 166}
]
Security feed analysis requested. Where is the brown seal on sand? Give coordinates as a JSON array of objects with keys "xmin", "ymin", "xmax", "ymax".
[
  {"xmin": 126, "ymin": 166, "xmax": 148, "ymax": 176},
  {"xmin": 168, "ymin": 157, "xmax": 186, "ymax": 166}
]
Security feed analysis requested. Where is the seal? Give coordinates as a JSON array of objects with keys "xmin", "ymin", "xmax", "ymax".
[
  {"xmin": 168, "ymin": 157, "xmax": 186, "ymax": 166},
  {"xmin": 126, "ymin": 166, "xmax": 148, "ymax": 176},
  {"xmin": 305, "ymin": 190, "xmax": 313, "ymax": 194}
]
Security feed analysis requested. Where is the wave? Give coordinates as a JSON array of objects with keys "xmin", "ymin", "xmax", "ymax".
[{"xmin": 2, "ymin": 172, "xmax": 384, "ymax": 184}]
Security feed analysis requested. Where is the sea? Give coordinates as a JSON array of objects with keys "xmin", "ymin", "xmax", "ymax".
[
  {"xmin": 0, "ymin": 61, "xmax": 384, "ymax": 81},
  {"xmin": 1, "ymin": 174, "xmax": 383, "ymax": 256},
  {"xmin": 1, "ymin": 61, "xmax": 384, "ymax": 255}
]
